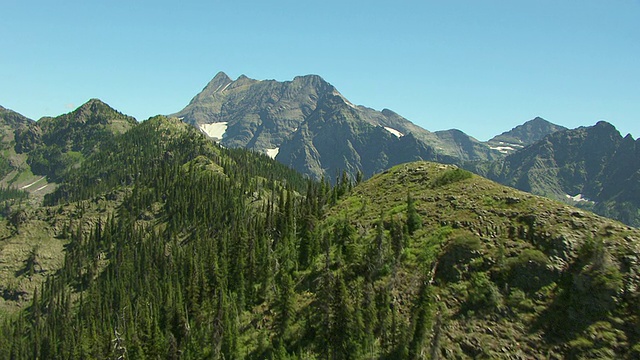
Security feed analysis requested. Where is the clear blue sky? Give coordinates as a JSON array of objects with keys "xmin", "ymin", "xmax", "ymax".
[{"xmin": 1, "ymin": 0, "xmax": 638, "ymax": 140}]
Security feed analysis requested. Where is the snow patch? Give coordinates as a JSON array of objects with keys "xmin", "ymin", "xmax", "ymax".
[
  {"xmin": 345, "ymin": 100, "xmax": 358, "ymax": 109},
  {"xmin": 496, "ymin": 141, "xmax": 523, "ymax": 148},
  {"xmin": 333, "ymin": 90, "xmax": 358, "ymax": 109},
  {"xmin": 266, "ymin": 148, "xmax": 279, "ymax": 159},
  {"xmin": 384, "ymin": 127, "xmax": 404, "ymax": 138},
  {"xmin": 200, "ymin": 122, "xmax": 228, "ymax": 139},
  {"xmin": 565, "ymin": 194, "xmax": 594, "ymax": 204},
  {"xmin": 489, "ymin": 142, "xmax": 524, "ymax": 154},
  {"xmin": 219, "ymin": 82, "xmax": 232, "ymax": 93},
  {"xmin": 489, "ymin": 146, "xmax": 516, "ymax": 154}
]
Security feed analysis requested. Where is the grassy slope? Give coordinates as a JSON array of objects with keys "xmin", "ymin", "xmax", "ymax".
[
  {"xmin": 318, "ymin": 161, "xmax": 640, "ymax": 358},
  {"xmin": 0, "ymin": 191, "xmax": 127, "ymax": 315}
]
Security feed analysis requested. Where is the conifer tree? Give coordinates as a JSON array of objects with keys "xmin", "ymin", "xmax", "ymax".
[{"xmin": 406, "ymin": 192, "xmax": 422, "ymax": 235}]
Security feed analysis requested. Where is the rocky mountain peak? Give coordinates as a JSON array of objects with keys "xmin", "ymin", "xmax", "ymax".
[
  {"xmin": 212, "ymin": 71, "xmax": 231, "ymax": 82},
  {"xmin": 200, "ymin": 71, "xmax": 234, "ymax": 95},
  {"xmin": 78, "ymin": 98, "xmax": 109, "ymax": 112},
  {"xmin": 381, "ymin": 108, "xmax": 399, "ymax": 117},
  {"xmin": 487, "ymin": 117, "xmax": 568, "ymax": 155},
  {"xmin": 623, "ymin": 133, "xmax": 635, "ymax": 142},
  {"xmin": 592, "ymin": 120, "xmax": 618, "ymax": 134},
  {"xmin": 0, "ymin": 104, "xmax": 34, "ymax": 126},
  {"xmin": 292, "ymin": 74, "xmax": 324, "ymax": 83},
  {"xmin": 71, "ymin": 99, "xmax": 127, "ymax": 121}
]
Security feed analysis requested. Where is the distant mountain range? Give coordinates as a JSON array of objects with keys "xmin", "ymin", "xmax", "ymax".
[
  {"xmin": 2, "ymin": 79, "xmax": 640, "ymax": 358},
  {"xmin": 172, "ymin": 72, "xmax": 503, "ymax": 179},
  {"xmin": 1, "ymin": 72, "xmax": 638, "ymax": 227},
  {"xmin": 487, "ymin": 116, "xmax": 568, "ymax": 155},
  {"xmin": 476, "ymin": 121, "xmax": 640, "ymax": 226},
  {"xmin": 2, "ymin": 114, "xmax": 639, "ymax": 358},
  {"xmin": 171, "ymin": 73, "xmax": 640, "ymax": 226}
]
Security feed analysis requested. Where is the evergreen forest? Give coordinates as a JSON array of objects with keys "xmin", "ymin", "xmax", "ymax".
[{"xmin": 0, "ymin": 115, "xmax": 639, "ymax": 359}]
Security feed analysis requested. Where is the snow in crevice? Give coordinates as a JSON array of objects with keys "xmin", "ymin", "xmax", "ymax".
[
  {"xmin": 489, "ymin": 145, "xmax": 516, "ymax": 154},
  {"xmin": 489, "ymin": 142, "xmax": 524, "ymax": 154},
  {"xmin": 266, "ymin": 147, "xmax": 279, "ymax": 159},
  {"xmin": 565, "ymin": 194, "xmax": 594, "ymax": 204},
  {"xmin": 384, "ymin": 126, "xmax": 404, "ymax": 138},
  {"xmin": 218, "ymin": 82, "xmax": 232, "ymax": 93},
  {"xmin": 199, "ymin": 122, "xmax": 228, "ymax": 139}
]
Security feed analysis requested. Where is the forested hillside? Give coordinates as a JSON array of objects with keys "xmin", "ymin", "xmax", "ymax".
[
  {"xmin": 0, "ymin": 115, "xmax": 330, "ymax": 358},
  {"xmin": 1, "ymin": 112, "xmax": 639, "ymax": 358}
]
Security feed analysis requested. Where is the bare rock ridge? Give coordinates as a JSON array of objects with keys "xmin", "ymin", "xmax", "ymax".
[
  {"xmin": 487, "ymin": 116, "xmax": 569, "ymax": 155},
  {"xmin": 173, "ymin": 73, "xmax": 502, "ymax": 180},
  {"xmin": 171, "ymin": 72, "xmax": 640, "ymax": 227},
  {"xmin": 2, "ymin": 74, "xmax": 637, "ymax": 227},
  {"xmin": 478, "ymin": 120, "xmax": 640, "ymax": 227}
]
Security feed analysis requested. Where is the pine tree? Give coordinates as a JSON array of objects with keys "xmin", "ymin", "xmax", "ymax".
[
  {"xmin": 390, "ymin": 216, "xmax": 405, "ymax": 261},
  {"xmin": 276, "ymin": 272, "xmax": 295, "ymax": 340},
  {"xmin": 406, "ymin": 192, "xmax": 422, "ymax": 235}
]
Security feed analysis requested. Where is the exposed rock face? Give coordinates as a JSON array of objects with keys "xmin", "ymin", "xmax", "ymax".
[
  {"xmin": 0, "ymin": 106, "xmax": 37, "ymax": 179},
  {"xmin": 173, "ymin": 72, "xmax": 502, "ymax": 180},
  {"xmin": 487, "ymin": 117, "xmax": 567, "ymax": 155},
  {"xmin": 174, "ymin": 72, "xmax": 334, "ymax": 151},
  {"xmin": 482, "ymin": 121, "xmax": 640, "ymax": 227}
]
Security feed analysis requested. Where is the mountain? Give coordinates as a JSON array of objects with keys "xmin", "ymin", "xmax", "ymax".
[
  {"xmin": 173, "ymin": 73, "xmax": 640, "ymax": 226},
  {"xmin": 0, "ymin": 106, "xmax": 36, "ymax": 183},
  {"xmin": 275, "ymin": 92, "xmax": 461, "ymax": 179},
  {"xmin": 173, "ymin": 72, "xmax": 328, "ymax": 149},
  {"xmin": 173, "ymin": 72, "xmax": 502, "ymax": 179},
  {"xmin": 435, "ymin": 128, "xmax": 498, "ymax": 159},
  {"xmin": 322, "ymin": 161, "xmax": 640, "ymax": 358},
  {"xmin": 487, "ymin": 117, "xmax": 567, "ymax": 155},
  {"xmin": 24, "ymin": 99, "xmax": 138, "ymax": 184},
  {"xmin": 2, "ymin": 127, "xmax": 639, "ymax": 359},
  {"xmin": 35, "ymin": 98, "xmax": 137, "ymax": 151},
  {"xmin": 482, "ymin": 121, "xmax": 640, "ymax": 227}
]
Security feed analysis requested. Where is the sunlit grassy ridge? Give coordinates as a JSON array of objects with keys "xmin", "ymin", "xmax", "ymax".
[
  {"xmin": 0, "ymin": 114, "xmax": 638, "ymax": 358},
  {"xmin": 317, "ymin": 161, "xmax": 640, "ymax": 358}
]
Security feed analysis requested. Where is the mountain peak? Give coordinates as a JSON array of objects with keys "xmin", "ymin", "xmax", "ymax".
[
  {"xmin": 213, "ymin": 71, "xmax": 231, "ymax": 81},
  {"xmin": 0, "ymin": 104, "xmax": 34, "ymax": 127},
  {"xmin": 235, "ymin": 74, "xmax": 254, "ymax": 82},
  {"xmin": 594, "ymin": 120, "xmax": 616, "ymax": 131},
  {"xmin": 381, "ymin": 108, "xmax": 399, "ymax": 117},
  {"xmin": 201, "ymin": 72, "xmax": 234, "ymax": 94},
  {"xmin": 488, "ymin": 117, "xmax": 567, "ymax": 151},
  {"xmin": 292, "ymin": 74, "xmax": 326, "ymax": 83},
  {"xmin": 82, "ymin": 98, "xmax": 108, "ymax": 108},
  {"xmin": 74, "ymin": 98, "xmax": 121, "ymax": 116},
  {"xmin": 39, "ymin": 98, "xmax": 137, "ymax": 136}
]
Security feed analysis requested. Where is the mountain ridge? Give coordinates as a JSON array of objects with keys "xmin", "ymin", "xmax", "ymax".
[
  {"xmin": 487, "ymin": 116, "xmax": 568, "ymax": 155},
  {"xmin": 0, "ymin": 73, "xmax": 637, "ymax": 228},
  {"xmin": 478, "ymin": 120, "xmax": 640, "ymax": 227},
  {"xmin": 0, "ymin": 103, "xmax": 639, "ymax": 357},
  {"xmin": 172, "ymin": 72, "xmax": 503, "ymax": 180}
]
